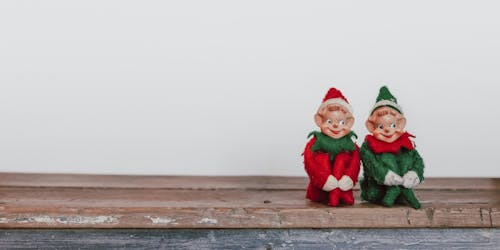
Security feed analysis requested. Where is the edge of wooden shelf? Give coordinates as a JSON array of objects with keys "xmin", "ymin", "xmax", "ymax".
[{"xmin": 0, "ymin": 173, "xmax": 498, "ymax": 229}]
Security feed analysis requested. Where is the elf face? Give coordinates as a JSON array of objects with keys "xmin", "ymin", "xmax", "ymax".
[
  {"xmin": 365, "ymin": 107, "xmax": 406, "ymax": 143},
  {"xmin": 315, "ymin": 105, "xmax": 354, "ymax": 139}
]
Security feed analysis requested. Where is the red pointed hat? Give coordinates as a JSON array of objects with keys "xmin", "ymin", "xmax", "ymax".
[{"xmin": 318, "ymin": 87, "xmax": 353, "ymax": 114}]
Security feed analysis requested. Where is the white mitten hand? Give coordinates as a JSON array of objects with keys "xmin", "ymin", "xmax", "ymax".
[
  {"xmin": 402, "ymin": 171, "xmax": 420, "ymax": 189},
  {"xmin": 322, "ymin": 175, "xmax": 338, "ymax": 191},
  {"xmin": 384, "ymin": 170, "xmax": 404, "ymax": 186},
  {"xmin": 338, "ymin": 175, "xmax": 354, "ymax": 191}
]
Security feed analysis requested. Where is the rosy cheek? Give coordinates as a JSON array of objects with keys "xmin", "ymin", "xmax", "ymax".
[
  {"xmin": 373, "ymin": 130, "xmax": 386, "ymax": 139},
  {"xmin": 320, "ymin": 125, "xmax": 330, "ymax": 133}
]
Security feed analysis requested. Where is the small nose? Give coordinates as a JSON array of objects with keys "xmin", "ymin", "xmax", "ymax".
[
  {"xmin": 333, "ymin": 123, "xmax": 339, "ymax": 128},
  {"xmin": 384, "ymin": 128, "xmax": 390, "ymax": 133}
]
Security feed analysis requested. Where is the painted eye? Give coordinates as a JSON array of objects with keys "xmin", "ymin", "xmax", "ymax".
[
  {"xmin": 377, "ymin": 124, "xmax": 383, "ymax": 129},
  {"xmin": 390, "ymin": 123, "xmax": 396, "ymax": 129},
  {"xmin": 339, "ymin": 120, "xmax": 345, "ymax": 126},
  {"xmin": 326, "ymin": 119, "xmax": 332, "ymax": 124}
]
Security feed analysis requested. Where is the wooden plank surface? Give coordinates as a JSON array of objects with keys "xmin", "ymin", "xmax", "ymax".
[
  {"xmin": 0, "ymin": 173, "xmax": 499, "ymax": 229},
  {"xmin": 1, "ymin": 229, "xmax": 499, "ymax": 249},
  {"xmin": 1, "ymin": 172, "xmax": 498, "ymax": 190}
]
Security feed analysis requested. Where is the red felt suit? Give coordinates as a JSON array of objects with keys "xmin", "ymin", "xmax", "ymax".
[{"xmin": 303, "ymin": 137, "xmax": 360, "ymax": 206}]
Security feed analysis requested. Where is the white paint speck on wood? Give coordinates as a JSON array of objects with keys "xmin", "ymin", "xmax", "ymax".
[
  {"xmin": 145, "ymin": 216, "xmax": 177, "ymax": 225},
  {"xmin": 197, "ymin": 218, "xmax": 218, "ymax": 224}
]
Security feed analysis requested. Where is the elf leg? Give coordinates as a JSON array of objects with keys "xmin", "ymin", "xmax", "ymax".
[
  {"xmin": 339, "ymin": 190, "xmax": 355, "ymax": 205},
  {"xmin": 306, "ymin": 182, "xmax": 328, "ymax": 203},
  {"xmin": 400, "ymin": 188, "xmax": 421, "ymax": 209},
  {"xmin": 328, "ymin": 188, "xmax": 341, "ymax": 207},
  {"xmin": 360, "ymin": 178, "xmax": 384, "ymax": 203},
  {"xmin": 382, "ymin": 186, "xmax": 401, "ymax": 207}
]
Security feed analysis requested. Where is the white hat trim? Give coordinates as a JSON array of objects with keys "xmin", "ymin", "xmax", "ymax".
[
  {"xmin": 371, "ymin": 100, "xmax": 403, "ymax": 114},
  {"xmin": 318, "ymin": 98, "xmax": 353, "ymax": 114}
]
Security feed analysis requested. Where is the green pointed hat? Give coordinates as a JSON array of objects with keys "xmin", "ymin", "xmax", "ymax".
[{"xmin": 370, "ymin": 86, "xmax": 403, "ymax": 115}]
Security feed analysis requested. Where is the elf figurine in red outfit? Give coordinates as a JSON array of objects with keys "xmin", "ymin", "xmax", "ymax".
[
  {"xmin": 360, "ymin": 86, "xmax": 424, "ymax": 209},
  {"xmin": 303, "ymin": 88, "xmax": 360, "ymax": 207}
]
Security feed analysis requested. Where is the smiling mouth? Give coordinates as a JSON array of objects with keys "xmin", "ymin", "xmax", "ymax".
[
  {"xmin": 382, "ymin": 134, "xmax": 394, "ymax": 138},
  {"xmin": 330, "ymin": 129, "xmax": 342, "ymax": 135}
]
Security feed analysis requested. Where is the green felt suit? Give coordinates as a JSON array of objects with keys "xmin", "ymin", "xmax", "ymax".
[{"xmin": 360, "ymin": 137, "xmax": 424, "ymax": 209}]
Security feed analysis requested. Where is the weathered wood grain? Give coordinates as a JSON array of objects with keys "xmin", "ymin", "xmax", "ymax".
[
  {"xmin": 492, "ymin": 208, "xmax": 500, "ymax": 227},
  {"xmin": 0, "ymin": 173, "xmax": 498, "ymax": 229},
  {"xmin": 0, "ymin": 173, "xmax": 308, "ymax": 190},
  {"xmin": 0, "ymin": 188, "xmax": 498, "ymax": 208},
  {"xmin": 0, "ymin": 229, "xmax": 498, "ymax": 249},
  {"xmin": 1, "ymin": 172, "xmax": 498, "ymax": 190}
]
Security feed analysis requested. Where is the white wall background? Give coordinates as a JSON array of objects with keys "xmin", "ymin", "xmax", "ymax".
[{"xmin": 1, "ymin": 1, "xmax": 499, "ymax": 177}]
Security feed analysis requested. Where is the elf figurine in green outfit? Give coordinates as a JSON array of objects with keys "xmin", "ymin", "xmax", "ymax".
[
  {"xmin": 360, "ymin": 86, "xmax": 424, "ymax": 209},
  {"xmin": 303, "ymin": 88, "xmax": 360, "ymax": 207}
]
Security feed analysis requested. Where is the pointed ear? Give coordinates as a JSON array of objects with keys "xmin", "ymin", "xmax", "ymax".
[
  {"xmin": 365, "ymin": 119, "xmax": 376, "ymax": 133},
  {"xmin": 345, "ymin": 116, "xmax": 355, "ymax": 129},
  {"xmin": 397, "ymin": 116, "xmax": 406, "ymax": 130},
  {"xmin": 314, "ymin": 113, "xmax": 323, "ymax": 127}
]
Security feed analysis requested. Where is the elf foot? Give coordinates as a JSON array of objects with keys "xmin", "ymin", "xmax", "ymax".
[
  {"xmin": 360, "ymin": 180, "xmax": 384, "ymax": 203},
  {"xmin": 339, "ymin": 190, "xmax": 355, "ymax": 205},
  {"xmin": 382, "ymin": 186, "xmax": 401, "ymax": 207},
  {"xmin": 328, "ymin": 189, "xmax": 341, "ymax": 207},
  {"xmin": 306, "ymin": 183, "xmax": 328, "ymax": 203},
  {"xmin": 401, "ymin": 189, "xmax": 421, "ymax": 209}
]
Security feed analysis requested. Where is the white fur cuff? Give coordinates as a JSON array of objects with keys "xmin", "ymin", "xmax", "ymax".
[
  {"xmin": 322, "ymin": 175, "xmax": 338, "ymax": 192},
  {"xmin": 371, "ymin": 100, "xmax": 403, "ymax": 114},
  {"xmin": 338, "ymin": 175, "xmax": 354, "ymax": 191},
  {"xmin": 384, "ymin": 170, "xmax": 404, "ymax": 186},
  {"xmin": 403, "ymin": 171, "xmax": 420, "ymax": 189},
  {"xmin": 318, "ymin": 98, "xmax": 354, "ymax": 114}
]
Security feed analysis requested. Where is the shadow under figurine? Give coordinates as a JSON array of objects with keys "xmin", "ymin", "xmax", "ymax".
[
  {"xmin": 303, "ymin": 88, "xmax": 360, "ymax": 207},
  {"xmin": 360, "ymin": 86, "xmax": 425, "ymax": 209}
]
